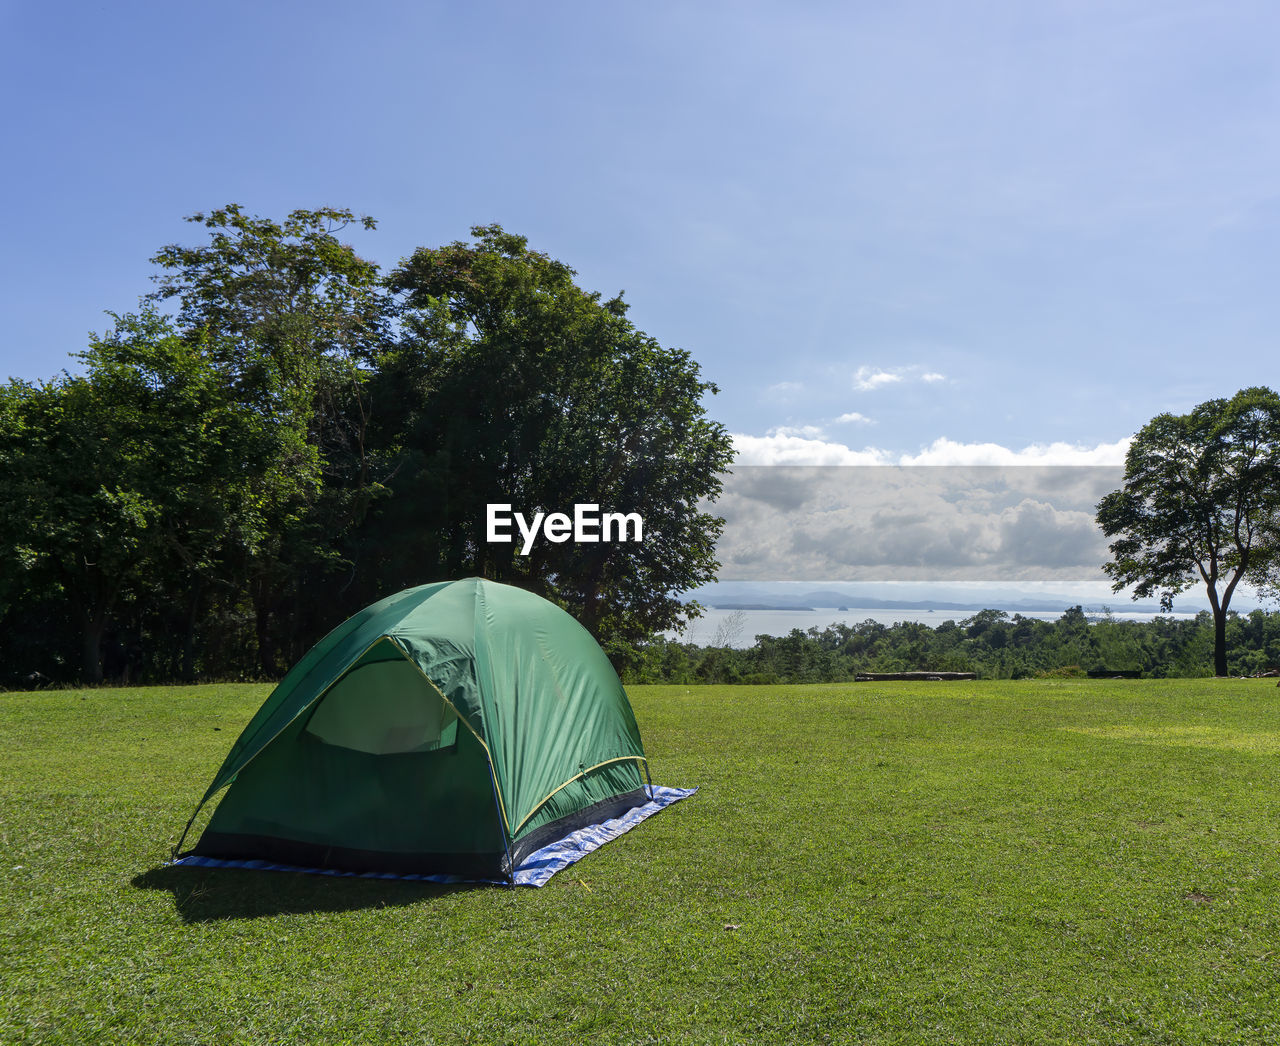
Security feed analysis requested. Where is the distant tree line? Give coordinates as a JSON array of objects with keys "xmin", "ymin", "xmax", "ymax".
[
  {"xmin": 624, "ymin": 607, "xmax": 1280, "ymax": 684},
  {"xmin": 0, "ymin": 207, "xmax": 733, "ymax": 686}
]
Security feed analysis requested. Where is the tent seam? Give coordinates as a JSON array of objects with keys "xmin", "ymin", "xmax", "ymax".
[
  {"xmin": 511, "ymin": 755, "xmax": 651, "ymax": 837},
  {"xmin": 384, "ymin": 634, "xmax": 514, "ymax": 837}
]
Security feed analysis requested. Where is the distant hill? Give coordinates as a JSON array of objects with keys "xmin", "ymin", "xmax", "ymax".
[
  {"xmin": 699, "ymin": 585, "xmax": 1172, "ymax": 615},
  {"xmin": 710, "ymin": 603, "xmax": 816, "ymax": 611}
]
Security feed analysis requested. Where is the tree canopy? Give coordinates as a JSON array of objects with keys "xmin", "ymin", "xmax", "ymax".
[
  {"xmin": 1096, "ymin": 387, "xmax": 1280, "ymax": 676},
  {"xmin": 378, "ymin": 226, "xmax": 732, "ymax": 663},
  {"xmin": 0, "ymin": 209, "xmax": 733, "ymax": 684}
]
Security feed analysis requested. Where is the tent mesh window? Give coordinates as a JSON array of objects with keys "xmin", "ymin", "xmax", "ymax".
[{"xmin": 304, "ymin": 641, "xmax": 459, "ymax": 755}]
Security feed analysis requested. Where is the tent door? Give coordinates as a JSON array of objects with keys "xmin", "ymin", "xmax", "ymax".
[{"xmin": 304, "ymin": 640, "xmax": 459, "ymax": 755}]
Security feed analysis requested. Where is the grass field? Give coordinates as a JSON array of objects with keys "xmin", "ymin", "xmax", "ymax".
[{"xmin": 3, "ymin": 679, "xmax": 1280, "ymax": 1044}]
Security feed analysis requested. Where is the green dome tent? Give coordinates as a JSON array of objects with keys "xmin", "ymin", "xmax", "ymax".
[{"xmin": 174, "ymin": 578, "xmax": 685, "ymax": 884}]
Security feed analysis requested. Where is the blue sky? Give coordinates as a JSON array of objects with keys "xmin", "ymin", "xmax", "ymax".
[{"xmin": 2, "ymin": 2, "xmax": 1278, "ymax": 605}]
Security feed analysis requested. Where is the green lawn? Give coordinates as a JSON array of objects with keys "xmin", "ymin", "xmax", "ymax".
[{"xmin": 3, "ymin": 679, "xmax": 1280, "ymax": 1044}]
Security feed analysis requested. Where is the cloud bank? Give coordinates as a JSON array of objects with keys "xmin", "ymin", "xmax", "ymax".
[
  {"xmin": 732, "ymin": 433, "xmax": 1131, "ymax": 467},
  {"xmin": 708, "ymin": 463, "xmax": 1127, "ymax": 582}
]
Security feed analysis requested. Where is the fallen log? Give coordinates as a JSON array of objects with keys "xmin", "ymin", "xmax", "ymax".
[{"xmin": 854, "ymin": 671, "xmax": 976, "ymax": 682}]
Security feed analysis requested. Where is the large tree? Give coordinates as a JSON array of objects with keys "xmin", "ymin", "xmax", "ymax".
[
  {"xmin": 1096, "ymin": 387, "xmax": 1280, "ymax": 676},
  {"xmin": 376, "ymin": 225, "xmax": 734, "ymax": 660},
  {"xmin": 0, "ymin": 309, "xmax": 286, "ymax": 681},
  {"xmin": 2, "ymin": 212, "xmax": 734, "ymax": 682},
  {"xmin": 148, "ymin": 205, "xmax": 391, "ymax": 673},
  {"xmin": 0, "ymin": 373, "xmax": 151, "ymax": 682}
]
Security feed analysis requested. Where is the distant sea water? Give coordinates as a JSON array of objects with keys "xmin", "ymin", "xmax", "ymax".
[{"xmin": 669, "ymin": 606, "xmax": 1205, "ymax": 648}]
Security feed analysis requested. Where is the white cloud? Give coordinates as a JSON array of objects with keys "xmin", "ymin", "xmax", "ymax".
[
  {"xmin": 899, "ymin": 437, "xmax": 1131, "ymax": 467},
  {"xmin": 996, "ymin": 500, "xmax": 1103, "ymax": 567},
  {"xmin": 732, "ymin": 432, "xmax": 1131, "ymax": 467},
  {"xmin": 852, "ymin": 366, "xmax": 905, "ymax": 391},
  {"xmin": 768, "ymin": 424, "xmax": 826, "ymax": 439},
  {"xmin": 731, "ymin": 432, "xmax": 890, "ymax": 465},
  {"xmin": 834, "ymin": 411, "xmax": 875, "ymax": 425},
  {"xmin": 853, "ymin": 364, "xmax": 949, "ymax": 391}
]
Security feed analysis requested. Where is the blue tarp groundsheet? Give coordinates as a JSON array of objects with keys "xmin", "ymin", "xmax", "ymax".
[{"xmin": 171, "ymin": 785, "xmax": 695, "ymax": 887}]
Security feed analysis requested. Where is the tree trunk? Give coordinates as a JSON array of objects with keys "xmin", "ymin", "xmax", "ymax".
[
  {"xmin": 577, "ymin": 553, "xmax": 607, "ymax": 638},
  {"xmin": 181, "ymin": 584, "xmax": 202, "ymax": 683},
  {"xmin": 252, "ymin": 579, "xmax": 278, "ymax": 679},
  {"xmin": 1214, "ymin": 606, "xmax": 1228, "ymax": 677},
  {"xmin": 256, "ymin": 600, "xmax": 276, "ymax": 679},
  {"xmin": 82, "ymin": 609, "xmax": 105, "ymax": 684}
]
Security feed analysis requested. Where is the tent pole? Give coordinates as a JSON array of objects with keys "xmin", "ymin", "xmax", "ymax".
[
  {"xmin": 171, "ymin": 802, "xmax": 203, "ymax": 860},
  {"xmin": 484, "ymin": 756, "xmax": 517, "ymax": 887}
]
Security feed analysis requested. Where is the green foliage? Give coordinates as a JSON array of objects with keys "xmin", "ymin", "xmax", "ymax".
[
  {"xmin": 148, "ymin": 205, "xmax": 391, "ymax": 676},
  {"xmin": 0, "ymin": 308, "xmax": 326, "ymax": 683},
  {"xmin": 1, "ymin": 209, "xmax": 733, "ymax": 683},
  {"xmin": 5, "ymin": 680, "xmax": 1280, "ymax": 1043},
  {"xmin": 627, "ymin": 607, "xmax": 1280, "ymax": 685},
  {"xmin": 376, "ymin": 225, "xmax": 734, "ymax": 657},
  {"xmin": 148, "ymin": 204, "xmax": 384, "ymax": 381},
  {"xmin": 1097, "ymin": 387, "xmax": 1280, "ymax": 676}
]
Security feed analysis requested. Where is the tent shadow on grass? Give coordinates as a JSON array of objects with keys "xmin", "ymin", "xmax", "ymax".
[{"xmin": 131, "ymin": 864, "xmax": 484, "ymax": 923}]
